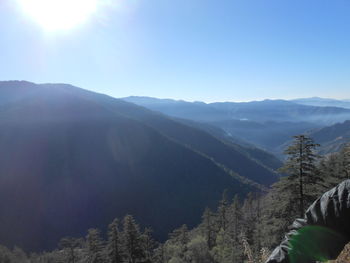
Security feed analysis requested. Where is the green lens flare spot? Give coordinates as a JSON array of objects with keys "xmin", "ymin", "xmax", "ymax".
[{"xmin": 289, "ymin": 225, "xmax": 347, "ymax": 263}]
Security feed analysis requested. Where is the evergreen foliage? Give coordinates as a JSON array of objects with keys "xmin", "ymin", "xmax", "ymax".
[
  {"xmin": 86, "ymin": 228, "xmax": 104, "ymax": 263},
  {"xmin": 107, "ymin": 218, "xmax": 123, "ymax": 263},
  {"xmin": 278, "ymin": 135, "xmax": 320, "ymax": 217},
  {"xmin": 121, "ymin": 215, "xmax": 144, "ymax": 263},
  {"xmin": 59, "ymin": 237, "xmax": 83, "ymax": 263}
]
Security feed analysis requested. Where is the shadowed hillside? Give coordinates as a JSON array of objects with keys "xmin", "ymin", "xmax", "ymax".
[{"xmin": 0, "ymin": 81, "xmax": 278, "ymax": 251}]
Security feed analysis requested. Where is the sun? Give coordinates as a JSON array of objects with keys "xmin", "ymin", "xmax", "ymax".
[{"xmin": 18, "ymin": 0, "xmax": 98, "ymax": 31}]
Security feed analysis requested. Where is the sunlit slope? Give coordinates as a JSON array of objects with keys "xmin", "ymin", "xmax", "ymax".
[{"xmin": 0, "ymin": 81, "xmax": 271, "ymax": 251}]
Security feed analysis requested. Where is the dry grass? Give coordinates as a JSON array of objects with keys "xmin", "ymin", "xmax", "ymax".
[
  {"xmin": 259, "ymin": 247, "xmax": 270, "ymax": 263},
  {"xmin": 241, "ymin": 235, "xmax": 255, "ymax": 263},
  {"xmin": 241, "ymin": 235, "xmax": 270, "ymax": 263}
]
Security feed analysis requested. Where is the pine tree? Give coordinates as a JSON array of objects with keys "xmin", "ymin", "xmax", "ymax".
[
  {"xmin": 227, "ymin": 194, "xmax": 244, "ymax": 261},
  {"xmin": 211, "ymin": 229, "xmax": 234, "ymax": 263},
  {"xmin": 140, "ymin": 227, "xmax": 156, "ymax": 263},
  {"xmin": 228, "ymin": 195, "xmax": 241, "ymax": 241},
  {"xmin": 259, "ymin": 177, "xmax": 299, "ymax": 248},
  {"xmin": 217, "ymin": 190, "xmax": 229, "ymax": 232},
  {"xmin": 254, "ymin": 193, "xmax": 263, "ymax": 253},
  {"xmin": 59, "ymin": 237, "xmax": 83, "ymax": 263},
  {"xmin": 168, "ymin": 224, "xmax": 189, "ymax": 261},
  {"xmin": 107, "ymin": 218, "xmax": 123, "ymax": 263},
  {"xmin": 201, "ymin": 207, "xmax": 215, "ymax": 249},
  {"xmin": 259, "ymin": 135, "xmax": 321, "ymax": 249},
  {"xmin": 153, "ymin": 244, "xmax": 166, "ymax": 263},
  {"xmin": 86, "ymin": 228, "xmax": 104, "ymax": 263},
  {"xmin": 279, "ymin": 134, "xmax": 320, "ymax": 217},
  {"xmin": 315, "ymin": 146, "xmax": 350, "ymax": 195},
  {"xmin": 186, "ymin": 235, "xmax": 212, "ymax": 263},
  {"xmin": 242, "ymin": 192, "xmax": 255, "ymax": 244},
  {"xmin": 121, "ymin": 215, "xmax": 144, "ymax": 263},
  {"xmin": 317, "ymin": 153, "xmax": 342, "ymax": 190}
]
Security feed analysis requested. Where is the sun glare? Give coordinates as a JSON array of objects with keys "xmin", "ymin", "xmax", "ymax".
[{"xmin": 18, "ymin": 0, "xmax": 98, "ymax": 31}]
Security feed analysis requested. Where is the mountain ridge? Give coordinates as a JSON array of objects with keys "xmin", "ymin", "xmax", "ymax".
[
  {"xmin": 292, "ymin": 97, "xmax": 350, "ymax": 109},
  {"xmin": 122, "ymin": 96, "xmax": 350, "ymax": 156},
  {"xmin": 123, "ymin": 96, "xmax": 350, "ymax": 124},
  {"xmin": 0, "ymin": 81, "xmax": 278, "ymax": 251}
]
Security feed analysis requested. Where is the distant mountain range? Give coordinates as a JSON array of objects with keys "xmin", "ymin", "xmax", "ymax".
[
  {"xmin": 123, "ymin": 96, "xmax": 350, "ymax": 155},
  {"xmin": 124, "ymin": 96, "xmax": 350, "ymax": 124},
  {"xmin": 292, "ymin": 97, "xmax": 350, "ymax": 109},
  {"xmin": 0, "ymin": 81, "xmax": 280, "ymax": 251}
]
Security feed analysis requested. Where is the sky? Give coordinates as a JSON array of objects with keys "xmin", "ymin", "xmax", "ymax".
[{"xmin": 0, "ymin": 0, "xmax": 350, "ymax": 102}]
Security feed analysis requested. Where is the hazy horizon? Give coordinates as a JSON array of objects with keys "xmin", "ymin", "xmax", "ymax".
[{"xmin": 3, "ymin": 80, "xmax": 350, "ymax": 104}]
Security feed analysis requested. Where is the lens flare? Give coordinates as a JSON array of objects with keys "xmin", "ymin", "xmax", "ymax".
[
  {"xmin": 288, "ymin": 225, "xmax": 348, "ymax": 263},
  {"xmin": 18, "ymin": 0, "xmax": 98, "ymax": 31}
]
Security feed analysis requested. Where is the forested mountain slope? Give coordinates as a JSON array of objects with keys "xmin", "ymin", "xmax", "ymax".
[
  {"xmin": 0, "ymin": 81, "xmax": 277, "ymax": 251},
  {"xmin": 172, "ymin": 118, "xmax": 283, "ymax": 170},
  {"xmin": 8, "ymin": 81, "xmax": 279, "ymax": 185},
  {"xmin": 310, "ymin": 120, "xmax": 350, "ymax": 154},
  {"xmin": 209, "ymin": 119, "xmax": 321, "ymax": 155}
]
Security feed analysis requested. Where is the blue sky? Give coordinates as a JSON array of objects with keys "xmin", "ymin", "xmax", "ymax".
[{"xmin": 0, "ymin": 0, "xmax": 350, "ymax": 102}]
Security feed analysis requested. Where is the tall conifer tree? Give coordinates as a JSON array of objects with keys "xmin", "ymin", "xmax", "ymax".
[
  {"xmin": 86, "ymin": 229, "xmax": 104, "ymax": 263},
  {"xmin": 217, "ymin": 190, "xmax": 229, "ymax": 232},
  {"xmin": 107, "ymin": 218, "xmax": 123, "ymax": 263},
  {"xmin": 201, "ymin": 207, "xmax": 215, "ymax": 249},
  {"xmin": 122, "ymin": 215, "xmax": 144, "ymax": 263},
  {"xmin": 279, "ymin": 135, "xmax": 320, "ymax": 217}
]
